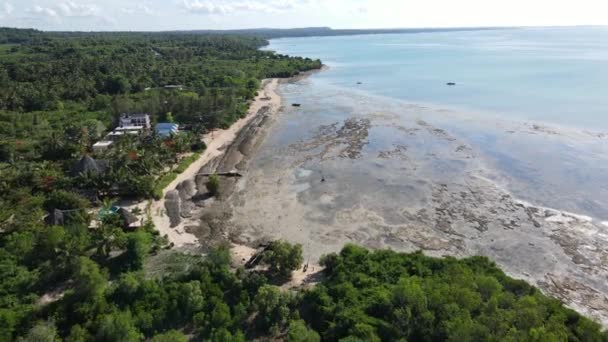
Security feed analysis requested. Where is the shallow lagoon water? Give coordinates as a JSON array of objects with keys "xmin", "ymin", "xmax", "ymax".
[
  {"xmin": 264, "ymin": 27, "xmax": 608, "ymax": 220},
  {"xmin": 267, "ymin": 27, "xmax": 608, "ymax": 128}
]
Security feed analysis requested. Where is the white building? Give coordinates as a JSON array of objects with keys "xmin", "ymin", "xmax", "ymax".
[
  {"xmin": 92, "ymin": 140, "xmax": 113, "ymax": 152},
  {"xmin": 119, "ymin": 113, "xmax": 151, "ymax": 129}
]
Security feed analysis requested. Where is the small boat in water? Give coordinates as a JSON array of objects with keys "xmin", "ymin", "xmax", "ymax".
[
  {"xmin": 292, "ymin": 103, "xmax": 301, "ymax": 107},
  {"xmin": 446, "ymin": 82, "xmax": 456, "ymax": 86}
]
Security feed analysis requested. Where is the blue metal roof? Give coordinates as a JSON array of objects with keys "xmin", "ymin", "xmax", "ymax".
[{"xmin": 156, "ymin": 123, "xmax": 178, "ymax": 129}]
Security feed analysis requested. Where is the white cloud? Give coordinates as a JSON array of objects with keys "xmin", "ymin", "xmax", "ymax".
[
  {"xmin": 30, "ymin": 5, "xmax": 58, "ymax": 17},
  {"xmin": 28, "ymin": 1, "xmax": 100, "ymax": 19},
  {"xmin": 181, "ymin": 0, "xmax": 314, "ymax": 15},
  {"xmin": 56, "ymin": 1, "xmax": 100, "ymax": 17},
  {"xmin": 121, "ymin": 3, "xmax": 156, "ymax": 15},
  {"xmin": 3, "ymin": 2, "xmax": 13, "ymax": 16},
  {"xmin": 3, "ymin": 0, "xmax": 607, "ymax": 31},
  {"xmin": 181, "ymin": 0, "xmax": 230, "ymax": 14}
]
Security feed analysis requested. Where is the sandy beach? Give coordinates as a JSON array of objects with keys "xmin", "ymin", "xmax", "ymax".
[{"xmin": 127, "ymin": 79, "xmax": 283, "ymax": 248}]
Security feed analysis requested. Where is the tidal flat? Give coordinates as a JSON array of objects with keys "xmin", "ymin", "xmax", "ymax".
[{"xmin": 221, "ymin": 78, "xmax": 608, "ymax": 325}]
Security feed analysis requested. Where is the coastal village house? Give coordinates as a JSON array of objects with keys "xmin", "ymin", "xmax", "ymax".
[
  {"xmin": 93, "ymin": 113, "xmax": 151, "ymax": 151},
  {"xmin": 120, "ymin": 113, "xmax": 151, "ymax": 129}
]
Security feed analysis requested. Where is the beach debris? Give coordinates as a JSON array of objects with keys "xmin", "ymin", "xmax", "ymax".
[
  {"xmin": 197, "ymin": 171, "xmax": 243, "ymax": 178},
  {"xmin": 245, "ymin": 243, "xmax": 272, "ymax": 269}
]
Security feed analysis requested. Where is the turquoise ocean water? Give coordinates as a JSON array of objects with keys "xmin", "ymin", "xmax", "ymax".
[
  {"xmin": 265, "ymin": 27, "xmax": 608, "ymax": 219},
  {"xmin": 269, "ymin": 27, "xmax": 608, "ymax": 129}
]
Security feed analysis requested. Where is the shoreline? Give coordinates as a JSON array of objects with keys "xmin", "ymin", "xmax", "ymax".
[
  {"xmin": 137, "ymin": 64, "xmax": 608, "ymax": 324},
  {"xmin": 138, "ymin": 78, "xmax": 284, "ymax": 248},
  {"xmin": 218, "ymin": 70, "xmax": 608, "ymax": 326}
]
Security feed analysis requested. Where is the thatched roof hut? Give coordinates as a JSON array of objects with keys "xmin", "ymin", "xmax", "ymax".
[
  {"xmin": 70, "ymin": 156, "xmax": 108, "ymax": 177},
  {"xmin": 117, "ymin": 208, "xmax": 140, "ymax": 230},
  {"xmin": 45, "ymin": 209, "xmax": 65, "ymax": 226}
]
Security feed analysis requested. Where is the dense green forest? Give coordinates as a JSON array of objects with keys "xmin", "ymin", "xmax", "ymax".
[
  {"xmin": 0, "ymin": 27, "xmax": 606, "ymax": 341},
  {"xmin": 3, "ymin": 242, "xmax": 607, "ymax": 341},
  {"xmin": 0, "ymin": 27, "xmax": 322, "ymax": 340},
  {"xmin": 0, "ymin": 27, "xmax": 321, "ymax": 210}
]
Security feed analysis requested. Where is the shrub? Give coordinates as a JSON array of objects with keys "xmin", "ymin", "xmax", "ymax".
[
  {"xmin": 206, "ymin": 174, "xmax": 220, "ymax": 197},
  {"xmin": 152, "ymin": 153, "xmax": 200, "ymax": 200},
  {"xmin": 261, "ymin": 240, "xmax": 304, "ymax": 278},
  {"xmin": 44, "ymin": 190, "xmax": 90, "ymax": 211}
]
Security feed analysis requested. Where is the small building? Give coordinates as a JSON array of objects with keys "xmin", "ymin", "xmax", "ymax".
[
  {"xmin": 105, "ymin": 129, "xmax": 141, "ymax": 143},
  {"xmin": 117, "ymin": 208, "xmax": 141, "ymax": 230},
  {"xmin": 45, "ymin": 208, "xmax": 87, "ymax": 226},
  {"xmin": 119, "ymin": 113, "xmax": 151, "ymax": 129},
  {"xmin": 70, "ymin": 155, "xmax": 108, "ymax": 177},
  {"xmin": 45, "ymin": 209, "xmax": 65, "ymax": 226},
  {"xmin": 115, "ymin": 126, "xmax": 144, "ymax": 133},
  {"xmin": 92, "ymin": 140, "xmax": 113, "ymax": 152},
  {"xmin": 155, "ymin": 123, "xmax": 179, "ymax": 137},
  {"xmin": 107, "ymin": 131, "xmax": 126, "ymax": 142}
]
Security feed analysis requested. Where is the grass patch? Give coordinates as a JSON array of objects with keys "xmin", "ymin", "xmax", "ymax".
[
  {"xmin": 152, "ymin": 152, "xmax": 201, "ymax": 200},
  {"xmin": 144, "ymin": 250, "xmax": 205, "ymax": 280}
]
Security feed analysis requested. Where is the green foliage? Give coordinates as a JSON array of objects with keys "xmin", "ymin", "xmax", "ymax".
[
  {"xmin": 254, "ymin": 285, "xmax": 295, "ymax": 334},
  {"xmin": 153, "ymin": 153, "xmax": 201, "ymax": 199},
  {"xmin": 304, "ymin": 245, "xmax": 607, "ymax": 341},
  {"xmin": 17, "ymin": 321, "xmax": 60, "ymax": 342},
  {"xmin": 150, "ymin": 330, "xmax": 187, "ymax": 342},
  {"xmin": 153, "ymin": 173, "xmax": 177, "ymax": 200},
  {"xmin": 124, "ymin": 231, "xmax": 153, "ymax": 271},
  {"xmin": 0, "ymin": 28, "xmax": 321, "ymax": 117},
  {"xmin": 174, "ymin": 153, "xmax": 201, "ymax": 173},
  {"xmin": 44, "ymin": 190, "xmax": 90, "ymax": 211},
  {"xmin": 206, "ymin": 174, "xmax": 220, "ymax": 197},
  {"xmin": 72, "ymin": 257, "xmax": 108, "ymax": 300},
  {"xmin": 261, "ymin": 240, "xmax": 304, "ymax": 278},
  {"xmin": 288, "ymin": 319, "xmax": 321, "ymax": 342},
  {"xmin": 96, "ymin": 311, "xmax": 142, "ymax": 342}
]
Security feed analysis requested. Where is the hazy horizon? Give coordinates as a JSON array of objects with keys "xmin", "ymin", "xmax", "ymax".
[
  {"xmin": 4, "ymin": 25, "xmax": 608, "ymax": 34},
  {"xmin": 0, "ymin": 0, "xmax": 606, "ymax": 32}
]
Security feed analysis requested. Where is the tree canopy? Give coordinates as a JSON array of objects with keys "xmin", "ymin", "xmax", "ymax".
[
  {"xmin": 303, "ymin": 245, "xmax": 608, "ymax": 341},
  {"xmin": 0, "ymin": 27, "xmax": 320, "ymax": 341}
]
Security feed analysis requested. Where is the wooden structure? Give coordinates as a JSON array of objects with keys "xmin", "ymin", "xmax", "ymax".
[{"xmin": 197, "ymin": 171, "xmax": 243, "ymax": 178}]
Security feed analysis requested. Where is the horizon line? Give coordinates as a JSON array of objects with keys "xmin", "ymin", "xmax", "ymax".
[{"xmin": 2, "ymin": 24, "xmax": 607, "ymax": 34}]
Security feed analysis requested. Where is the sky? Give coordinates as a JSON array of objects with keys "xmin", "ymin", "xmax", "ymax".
[{"xmin": 0, "ymin": 0, "xmax": 607, "ymax": 31}]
